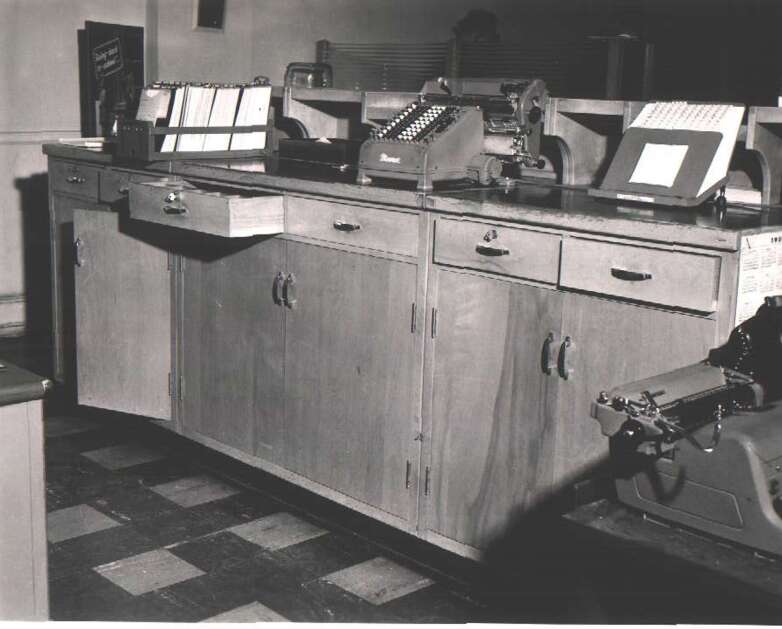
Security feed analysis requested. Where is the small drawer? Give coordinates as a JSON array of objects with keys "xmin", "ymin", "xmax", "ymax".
[
  {"xmin": 50, "ymin": 161, "xmax": 99, "ymax": 200},
  {"xmin": 129, "ymin": 180, "xmax": 284, "ymax": 238},
  {"xmin": 99, "ymin": 169, "xmax": 165, "ymax": 204},
  {"xmin": 286, "ymin": 196, "xmax": 418, "ymax": 257},
  {"xmin": 433, "ymin": 218, "xmax": 561, "ymax": 284},
  {"xmin": 560, "ymin": 237, "xmax": 720, "ymax": 312}
]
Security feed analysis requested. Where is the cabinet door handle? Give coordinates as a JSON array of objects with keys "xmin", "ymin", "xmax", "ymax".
[
  {"xmin": 475, "ymin": 243, "xmax": 510, "ymax": 257},
  {"xmin": 283, "ymin": 273, "xmax": 297, "ymax": 309},
  {"xmin": 74, "ymin": 237, "xmax": 85, "ymax": 267},
  {"xmin": 333, "ymin": 219, "xmax": 361, "ymax": 232},
  {"xmin": 611, "ymin": 267, "xmax": 652, "ymax": 282},
  {"xmin": 272, "ymin": 271, "xmax": 285, "ymax": 305},
  {"xmin": 66, "ymin": 175, "xmax": 86, "ymax": 184},
  {"xmin": 541, "ymin": 331, "xmax": 558, "ymax": 375},
  {"xmin": 557, "ymin": 336, "xmax": 575, "ymax": 380},
  {"xmin": 163, "ymin": 205, "xmax": 188, "ymax": 215}
]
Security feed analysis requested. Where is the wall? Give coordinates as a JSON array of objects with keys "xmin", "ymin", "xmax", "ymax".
[{"xmin": 0, "ymin": 0, "xmax": 147, "ymax": 335}]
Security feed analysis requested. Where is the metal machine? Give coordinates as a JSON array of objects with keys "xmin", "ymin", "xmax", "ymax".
[
  {"xmin": 592, "ymin": 296, "xmax": 782, "ymax": 556},
  {"xmin": 357, "ymin": 77, "xmax": 548, "ymax": 191}
]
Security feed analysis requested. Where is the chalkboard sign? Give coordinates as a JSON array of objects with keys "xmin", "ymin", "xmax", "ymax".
[{"xmin": 92, "ymin": 37, "xmax": 124, "ymax": 79}]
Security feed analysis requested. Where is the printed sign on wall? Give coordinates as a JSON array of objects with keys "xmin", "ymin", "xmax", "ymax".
[{"xmin": 93, "ymin": 37, "xmax": 124, "ymax": 80}]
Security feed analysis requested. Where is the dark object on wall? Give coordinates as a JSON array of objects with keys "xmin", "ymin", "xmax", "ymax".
[
  {"xmin": 195, "ymin": 0, "xmax": 226, "ymax": 29},
  {"xmin": 78, "ymin": 21, "xmax": 144, "ymax": 137}
]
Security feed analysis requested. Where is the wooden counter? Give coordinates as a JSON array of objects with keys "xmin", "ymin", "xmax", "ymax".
[{"xmin": 42, "ymin": 143, "xmax": 782, "ymax": 559}]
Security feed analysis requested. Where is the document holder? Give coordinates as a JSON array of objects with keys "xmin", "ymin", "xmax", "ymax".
[{"xmin": 589, "ymin": 128, "xmax": 725, "ymax": 207}]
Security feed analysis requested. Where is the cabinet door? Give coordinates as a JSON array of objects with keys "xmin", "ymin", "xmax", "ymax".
[
  {"xmin": 553, "ymin": 294, "xmax": 718, "ymax": 488},
  {"xmin": 181, "ymin": 237, "xmax": 285, "ymax": 461},
  {"xmin": 424, "ymin": 269, "xmax": 564, "ymax": 550},
  {"xmin": 283, "ymin": 241, "xmax": 419, "ymax": 521},
  {"xmin": 73, "ymin": 210, "xmax": 172, "ymax": 419}
]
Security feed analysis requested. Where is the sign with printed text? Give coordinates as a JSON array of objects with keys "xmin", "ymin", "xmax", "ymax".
[{"xmin": 92, "ymin": 37, "xmax": 124, "ymax": 80}]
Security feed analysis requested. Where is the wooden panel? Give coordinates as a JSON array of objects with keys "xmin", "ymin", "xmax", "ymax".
[
  {"xmin": 130, "ymin": 180, "xmax": 283, "ymax": 237},
  {"xmin": 49, "ymin": 160, "xmax": 100, "ymax": 201},
  {"xmin": 433, "ymin": 217, "xmax": 561, "ymax": 284},
  {"xmin": 73, "ymin": 210, "xmax": 172, "ymax": 419},
  {"xmin": 554, "ymin": 294, "xmax": 717, "ymax": 489},
  {"xmin": 0, "ymin": 399, "xmax": 47, "ymax": 620},
  {"xmin": 99, "ymin": 169, "xmax": 166, "ymax": 205},
  {"xmin": 426, "ymin": 269, "xmax": 563, "ymax": 549},
  {"xmin": 181, "ymin": 237, "xmax": 285, "ymax": 461},
  {"xmin": 283, "ymin": 241, "xmax": 418, "ymax": 520},
  {"xmin": 560, "ymin": 237, "xmax": 721, "ymax": 312},
  {"xmin": 286, "ymin": 196, "xmax": 419, "ymax": 257}
]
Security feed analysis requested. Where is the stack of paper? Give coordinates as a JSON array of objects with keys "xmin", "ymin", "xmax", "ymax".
[
  {"xmin": 176, "ymin": 85, "xmax": 216, "ymax": 152},
  {"xmin": 204, "ymin": 86, "xmax": 241, "ymax": 151},
  {"xmin": 230, "ymin": 85, "xmax": 272, "ymax": 151},
  {"xmin": 161, "ymin": 86, "xmax": 186, "ymax": 153}
]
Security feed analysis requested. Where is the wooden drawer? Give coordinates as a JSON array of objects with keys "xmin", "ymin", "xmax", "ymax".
[
  {"xmin": 560, "ymin": 237, "xmax": 720, "ymax": 312},
  {"xmin": 433, "ymin": 218, "xmax": 561, "ymax": 284},
  {"xmin": 129, "ymin": 180, "xmax": 284, "ymax": 238},
  {"xmin": 50, "ymin": 161, "xmax": 99, "ymax": 201},
  {"xmin": 99, "ymin": 169, "xmax": 165, "ymax": 204},
  {"xmin": 286, "ymin": 196, "xmax": 418, "ymax": 257}
]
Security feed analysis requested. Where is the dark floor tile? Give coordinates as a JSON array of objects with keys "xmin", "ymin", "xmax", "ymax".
[
  {"xmin": 93, "ymin": 588, "xmax": 206, "ymax": 623},
  {"xmin": 380, "ymin": 581, "xmax": 485, "ymax": 623},
  {"xmin": 273, "ymin": 530, "xmax": 379, "ymax": 583},
  {"xmin": 298, "ymin": 577, "xmax": 405, "ymax": 623},
  {"xmin": 50, "ymin": 523, "xmax": 157, "ymax": 572},
  {"xmin": 48, "ymin": 566, "xmax": 133, "ymax": 621},
  {"xmin": 88, "ymin": 483, "xmax": 184, "ymax": 524},
  {"xmin": 168, "ymin": 531, "xmax": 267, "ymax": 574},
  {"xmin": 119, "ymin": 455, "xmax": 205, "ymax": 487},
  {"xmin": 131, "ymin": 506, "xmax": 230, "ymax": 548},
  {"xmin": 186, "ymin": 490, "xmax": 285, "ymax": 531}
]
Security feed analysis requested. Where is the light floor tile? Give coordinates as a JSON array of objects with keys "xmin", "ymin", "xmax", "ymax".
[
  {"xmin": 47, "ymin": 504, "xmax": 122, "ymax": 543},
  {"xmin": 45, "ymin": 415, "xmax": 99, "ymax": 438},
  {"xmin": 94, "ymin": 548, "xmax": 204, "ymax": 596},
  {"xmin": 150, "ymin": 474, "xmax": 240, "ymax": 508},
  {"xmin": 82, "ymin": 443, "xmax": 166, "ymax": 470},
  {"xmin": 323, "ymin": 556, "xmax": 434, "ymax": 605},
  {"xmin": 202, "ymin": 601, "xmax": 288, "ymax": 622},
  {"xmin": 230, "ymin": 512, "xmax": 327, "ymax": 551}
]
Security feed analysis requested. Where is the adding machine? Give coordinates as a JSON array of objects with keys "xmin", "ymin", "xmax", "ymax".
[
  {"xmin": 592, "ymin": 296, "xmax": 782, "ymax": 556},
  {"xmin": 357, "ymin": 77, "xmax": 548, "ymax": 191}
]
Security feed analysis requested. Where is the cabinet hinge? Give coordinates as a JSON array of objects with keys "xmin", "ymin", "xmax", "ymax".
[
  {"xmin": 410, "ymin": 303, "xmax": 417, "ymax": 333},
  {"xmin": 424, "ymin": 466, "xmax": 431, "ymax": 496},
  {"xmin": 405, "ymin": 460, "xmax": 412, "ymax": 489},
  {"xmin": 431, "ymin": 308, "xmax": 438, "ymax": 338},
  {"xmin": 178, "ymin": 375, "xmax": 185, "ymax": 401}
]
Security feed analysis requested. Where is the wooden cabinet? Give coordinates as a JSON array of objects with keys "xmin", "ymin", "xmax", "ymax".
[
  {"xmin": 180, "ymin": 237, "xmax": 285, "ymax": 460},
  {"xmin": 282, "ymin": 241, "xmax": 419, "ymax": 522},
  {"xmin": 552, "ymin": 294, "xmax": 718, "ymax": 488},
  {"xmin": 72, "ymin": 210, "xmax": 173, "ymax": 419},
  {"xmin": 423, "ymin": 268, "xmax": 563, "ymax": 551}
]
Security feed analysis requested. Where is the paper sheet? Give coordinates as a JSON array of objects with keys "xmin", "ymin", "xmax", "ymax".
[
  {"xmin": 629, "ymin": 143, "xmax": 689, "ymax": 188},
  {"xmin": 735, "ymin": 232, "xmax": 782, "ymax": 325}
]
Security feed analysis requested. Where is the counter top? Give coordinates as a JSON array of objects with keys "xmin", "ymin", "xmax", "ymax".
[
  {"xmin": 43, "ymin": 143, "xmax": 782, "ymax": 250},
  {"xmin": 0, "ymin": 361, "xmax": 50, "ymax": 407}
]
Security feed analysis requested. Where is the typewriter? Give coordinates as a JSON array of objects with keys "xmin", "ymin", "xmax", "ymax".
[
  {"xmin": 357, "ymin": 77, "xmax": 548, "ymax": 191},
  {"xmin": 592, "ymin": 296, "xmax": 782, "ymax": 556}
]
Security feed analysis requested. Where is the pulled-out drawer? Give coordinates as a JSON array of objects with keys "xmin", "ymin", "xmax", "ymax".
[
  {"xmin": 433, "ymin": 218, "xmax": 561, "ymax": 284},
  {"xmin": 129, "ymin": 180, "xmax": 283, "ymax": 237},
  {"xmin": 99, "ymin": 169, "xmax": 166, "ymax": 204},
  {"xmin": 286, "ymin": 196, "xmax": 418, "ymax": 257},
  {"xmin": 50, "ymin": 161, "xmax": 100, "ymax": 200},
  {"xmin": 560, "ymin": 237, "xmax": 720, "ymax": 312}
]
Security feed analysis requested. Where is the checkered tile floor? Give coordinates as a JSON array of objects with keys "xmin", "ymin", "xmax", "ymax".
[{"xmin": 44, "ymin": 414, "xmax": 482, "ymax": 622}]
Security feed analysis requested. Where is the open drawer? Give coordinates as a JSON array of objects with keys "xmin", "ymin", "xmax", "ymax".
[{"xmin": 129, "ymin": 180, "xmax": 283, "ymax": 237}]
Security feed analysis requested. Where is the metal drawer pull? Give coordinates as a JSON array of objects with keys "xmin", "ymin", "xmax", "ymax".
[
  {"xmin": 272, "ymin": 271, "xmax": 285, "ymax": 305},
  {"xmin": 74, "ymin": 237, "xmax": 85, "ymax": 267},
  {"xmin": 541, "ymin": 332, "xmax": 558, "ymax": 375},
  {"xmin": 163, "ymin": 205, "xmax": 187, "ymax": 215},
  {"xmin": 333, "ymin": 219, "xmax": 361, "ymax": 232},
  {"xmin": 557, "ymin": 336, "xmax": 575, "ymax": 380},
  {"xmin": 475, "ymin": 243, "xmax": 510, "ymax": 256},
  {"xmin": 283, "ymin": 273, "xmax": 297, "ymax": 309},
  {"xmin": 66, "ymin": 175, "xmax": 86, "ymax": 184},
  {"xmin": 611, "ymin": 267, "xmax": 652, "ymax": 282}
]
